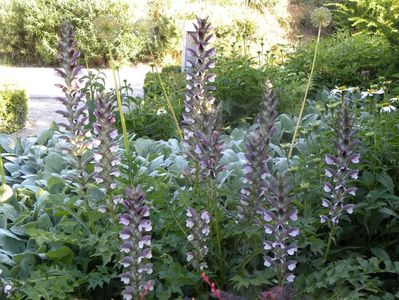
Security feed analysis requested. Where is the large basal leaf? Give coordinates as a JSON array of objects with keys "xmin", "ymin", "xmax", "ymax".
[
  {"xmin": 44, "ymin": 152, "xmax": 66, "ymax": 173},
  {"xmin": 46, "ymin": 176, "xmax": 66, "ymax": 194},
  {"xmin": 46, "ymin": 246, "xmax": 74, "ymax": 262},
  {"xmin": 0, "ymin": 203, "xmax": 19, "ymax": 222}
]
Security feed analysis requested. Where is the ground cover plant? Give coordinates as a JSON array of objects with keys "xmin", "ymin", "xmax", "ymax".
[{"xmin": 0, "ymin": 10, "xmax": 399, "ymax": 300}]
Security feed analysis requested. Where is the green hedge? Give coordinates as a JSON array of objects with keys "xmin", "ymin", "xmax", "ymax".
[
  {"xmin": 0, "ymin": 85, "xmax": 28, "ymax": 133},
  {"xmin": 0, "ymin": 0, "xmax": 168, "ymax": 66}
]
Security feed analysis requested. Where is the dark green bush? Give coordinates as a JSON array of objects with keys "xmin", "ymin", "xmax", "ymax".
[
  {"xmin": 285, "ymin": 31, "xmax": 398, "ymax": 88},
  {"xmin": 139, "ymin": 56, "xmax": 268, "ymax": 134},
  {"xmin": 0, "ymin": 85, "xmax": 28, "ymax": 133},
  {"xmin": 214, "ymin": 54, "xmax": 266, "ymax": 127},
  {"xmin": 123, "ymin": 68, "xmax": 185, "ymax": 140}
]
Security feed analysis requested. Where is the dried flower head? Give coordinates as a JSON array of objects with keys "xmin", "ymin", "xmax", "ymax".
[
  {"xmin": 310, "ymin": 7, "xmax": 332, "ymax": 28},
  {"xmin": 93, "ymin": 15, "xmax": 119, "ymax": 42}
]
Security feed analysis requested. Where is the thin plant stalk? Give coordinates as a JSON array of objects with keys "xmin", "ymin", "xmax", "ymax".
[
  {"xmin": 147, "ymin": 45, "xmax": 182, "ymax": 139},
  {"xmin": 208, "ymin": 180, "xmax": 224, "ymax": 283},
  {"xmin": 154, "ymin": 66, "xmax": 183, "ymax": 140},
  {"xmin": 0, "ymin": 147, "xmax": 5, "ymax": 190},
  {"xmin": 288, "ymin": 25, "xmax": 322, "ymax": 158},
  {"xmin": 108, "ymin": 47, "xmax": 130, "ymax": 156},
  {"xmin": 324, "ymin": 226, "xmax": 335, "ymax": 259}
]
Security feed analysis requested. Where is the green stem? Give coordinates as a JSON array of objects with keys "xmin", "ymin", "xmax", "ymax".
[
  {"xmin": 209, "ymin": 181, "xmax": 224, "ymax": 283},
  {"xmin": 77, "ymin": 157, "xmax": 95, "ymax": 233},
  {"xmin": 0, "ymin": 147, "xmax": 5, "ymax": 189},
  {"xmin": 108, "ymin": 47, "xmax": 130, "ymax": 156},
  {"xmin": 324, "ymin": 226, "xmax": 335, "ymax": 260},
  {"xmin": 288, "ymin": 25, "xmax": 322, "ymax": 158},
  {"xmin": 164, "ymin": 192, "xmax": 187, "ymax": 238},
  {"xmin": 145, "ymin": 43, "xmax": 182, "ymax": 140},
  {"xmin": 153, "ymin": 64, "xmax": 183, "ymax": 140}
]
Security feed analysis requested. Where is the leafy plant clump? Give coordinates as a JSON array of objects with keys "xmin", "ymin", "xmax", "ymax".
[
  {"xmin": 1, "ymin": 13, "xmax": 399, "ymax": 300},
  {"xmin": 0, "ymin": 84, "xmax": 28, "ymax": 133}
]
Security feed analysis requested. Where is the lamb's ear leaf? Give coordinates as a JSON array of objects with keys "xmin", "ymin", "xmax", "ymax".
[{"xmin": 0, "ymin": 185, "xmax": 13, "ymax": 203}]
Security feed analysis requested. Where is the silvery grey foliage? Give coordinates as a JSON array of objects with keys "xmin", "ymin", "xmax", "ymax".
[
  {"xmin": 260, "ymin": 173, "xmax": 299, "ymax": 285},
  {"xmin": 92, "ymin": 92, "xmax": 121, "ymax": 212},
  {"xmin": 238, "ymin": 82, "xmax": 278, "ymax": 221},
  {"xmin": 186, "ymin": 208, "xmax": 211, "ymax": 271},
  {"xmin": 320, "ymin": 99, "xmax": 360, "ymax": 226},
  {"xmin": 181, "ymin": 16, "xmax": 223, "ymax": 180},
  {"xmin": 119, "ymin": 186, "xmax": 153, "ymax": 300},
  {"xmin": 54, "ymin": 21, "xmax": 92, "ymax": 184}
]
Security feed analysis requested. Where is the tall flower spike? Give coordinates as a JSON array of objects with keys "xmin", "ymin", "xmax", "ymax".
[
  {"xmin": 238, "ymin": 82, "xmax": 278, "ymax": 221},
  {"xmin": 92, "ymin": 92, "xmax": 121, "ymax": 212},
  {"xmin": 182, "ymin": 16, "xmax": 223, "ymax": 180},
  {"xmin": 186, "ymin": 208, "xmax": 211, "ymax": 271},
  {"xmin": 320, "ymin": 99, "xmax": 359, "ymax": 226},
  {"xmin": 260, "ymin": 173, "xmax": 299, "ymax": 285},
  {"xmin": 119, "ymin": 186, "xmax": 153, "ymax": 300},
  {"xmin": 55, "ymin": 21, "xmax": 92, "ymax": 183}
]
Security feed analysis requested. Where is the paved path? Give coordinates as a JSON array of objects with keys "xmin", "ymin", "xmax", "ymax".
[{"xmin": 0, "ymin": 64, "xmax": 152, "ymax": 137}]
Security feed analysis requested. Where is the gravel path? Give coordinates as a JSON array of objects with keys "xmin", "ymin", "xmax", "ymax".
[{"xmin": 0, "ymin": 64, "xmax": 152, "ymax": 137}]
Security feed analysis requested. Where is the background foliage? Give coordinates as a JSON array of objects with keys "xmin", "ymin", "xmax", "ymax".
[{"xmin": 0, "ymin": 85, "xmax": 28, "ymax": 133}]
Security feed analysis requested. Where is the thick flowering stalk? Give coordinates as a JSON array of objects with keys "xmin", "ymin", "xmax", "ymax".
[
  {"xmin": 321, "ymin": 99, "xmax": 359, "ymax": 259},
  {"xmin": 320, "ymin": 99, "xmax": 359, "ymax": 227},
  {"xmin": 238, "ymin": 82, "xmax": 278, "ymax": 221},
  {"xmin": 260, "ymin": 173, "xmax": 299, "ymax": 286},
  {"xmin": 54, "ymin": 21, "xmax": 95, "ymax": 231},
  {"xmin": 186, "ymin": 208, "xmax": 211, "ymax": 271},
  {"xmin": 119, "ymin": 186, "xmax": 153, "ymax": 300},
  {"xmin": 55, "ymin": 21, "xmax": 92, "ymax": 181},
  {"xmin": 181, "ymin": 16, "xmax": 223, "ymax": 179},
  {"xmin": 92, "ymin": 92, "xmax": 121, "ymax": 212}
]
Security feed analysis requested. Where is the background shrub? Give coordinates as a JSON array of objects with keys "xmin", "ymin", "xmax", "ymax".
[
  {"xmin": 284, "ymin": 31, "xmax": 397, "ymax": 88},
  {"xmin": 214, "ymin": 54, "xmax": 266, "ymax": 127},
  {"xmin": 329, "ymin": 0, "xmax": 399, "ymax": 46},
  {"xmin": 0, "ymin": 0, "xmax": 146, "ymax": 66},
  {"xmin": 133, "ymin": 55, "xmax": 269, "ymax": 138},
  {"xmin": 0, "ymin": 84, "xmax": 28, "ymax": 133},
  {"xmin": 0, "ymin": 0, "xmax": 292, "ymax": 66},
  {"xmin": 122, "ymin": 67, "xmax": 185, "ymax": 140}
]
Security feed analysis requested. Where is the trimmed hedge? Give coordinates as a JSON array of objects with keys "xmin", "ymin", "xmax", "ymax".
[{"xmin": 0, "ymin": 85, "xmax": 28, "ymax": 133}]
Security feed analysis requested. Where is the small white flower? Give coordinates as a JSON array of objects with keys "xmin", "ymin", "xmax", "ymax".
[
  {"xmin": 156, "ymin": 108, "xmax": 167, "ymax": 115},
  {"xmin": 4, "ymin": 284, "xmax": 12, "ymax": 293},
  {"xmin": 186, "ymin": 220, "xmax": 194, "ymax": 228},
  {"xmin": 380, "ymin": 104, "xmax": 397, "ymax": 113},
  {"xmin": 361, "ymin": 88, "xmax": 384, "ymax": 99},
  {"xmin": 389, "ymin": 96, "xmax": 399, "ymax": 103},
  {"xmin": 186, "ymin": 252, "xmax": 194, "ymax": 262}
]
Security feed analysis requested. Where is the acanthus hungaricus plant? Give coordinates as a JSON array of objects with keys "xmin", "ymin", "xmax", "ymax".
[
  {"xmin": 261, "ymin": 173, "xmax": 299, "ymax": 285},
  {"xmin": 238, "ymin": 82, "xmax": 278, "ymax": 222},
  {"xmin": 185, "ymin": 208, "xmax": 211, "ymax": 271},
  {"xmin": 119, "ymin": 185, "xmax": 153, "ymax": 300},
  {"xmin": 181, "ymin": 16, "xmax": 223, "ymax": 180},
  {"xmin": 92, "ymin": 92, "xmax": 121, "ymax": 213},
  {"xmin": 320, "ymin": 98, "xmax": 360, "ymax": 226},
  {"xmin": 54, "ymin": 20, "xmax": 93, "ymax": 186}
]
